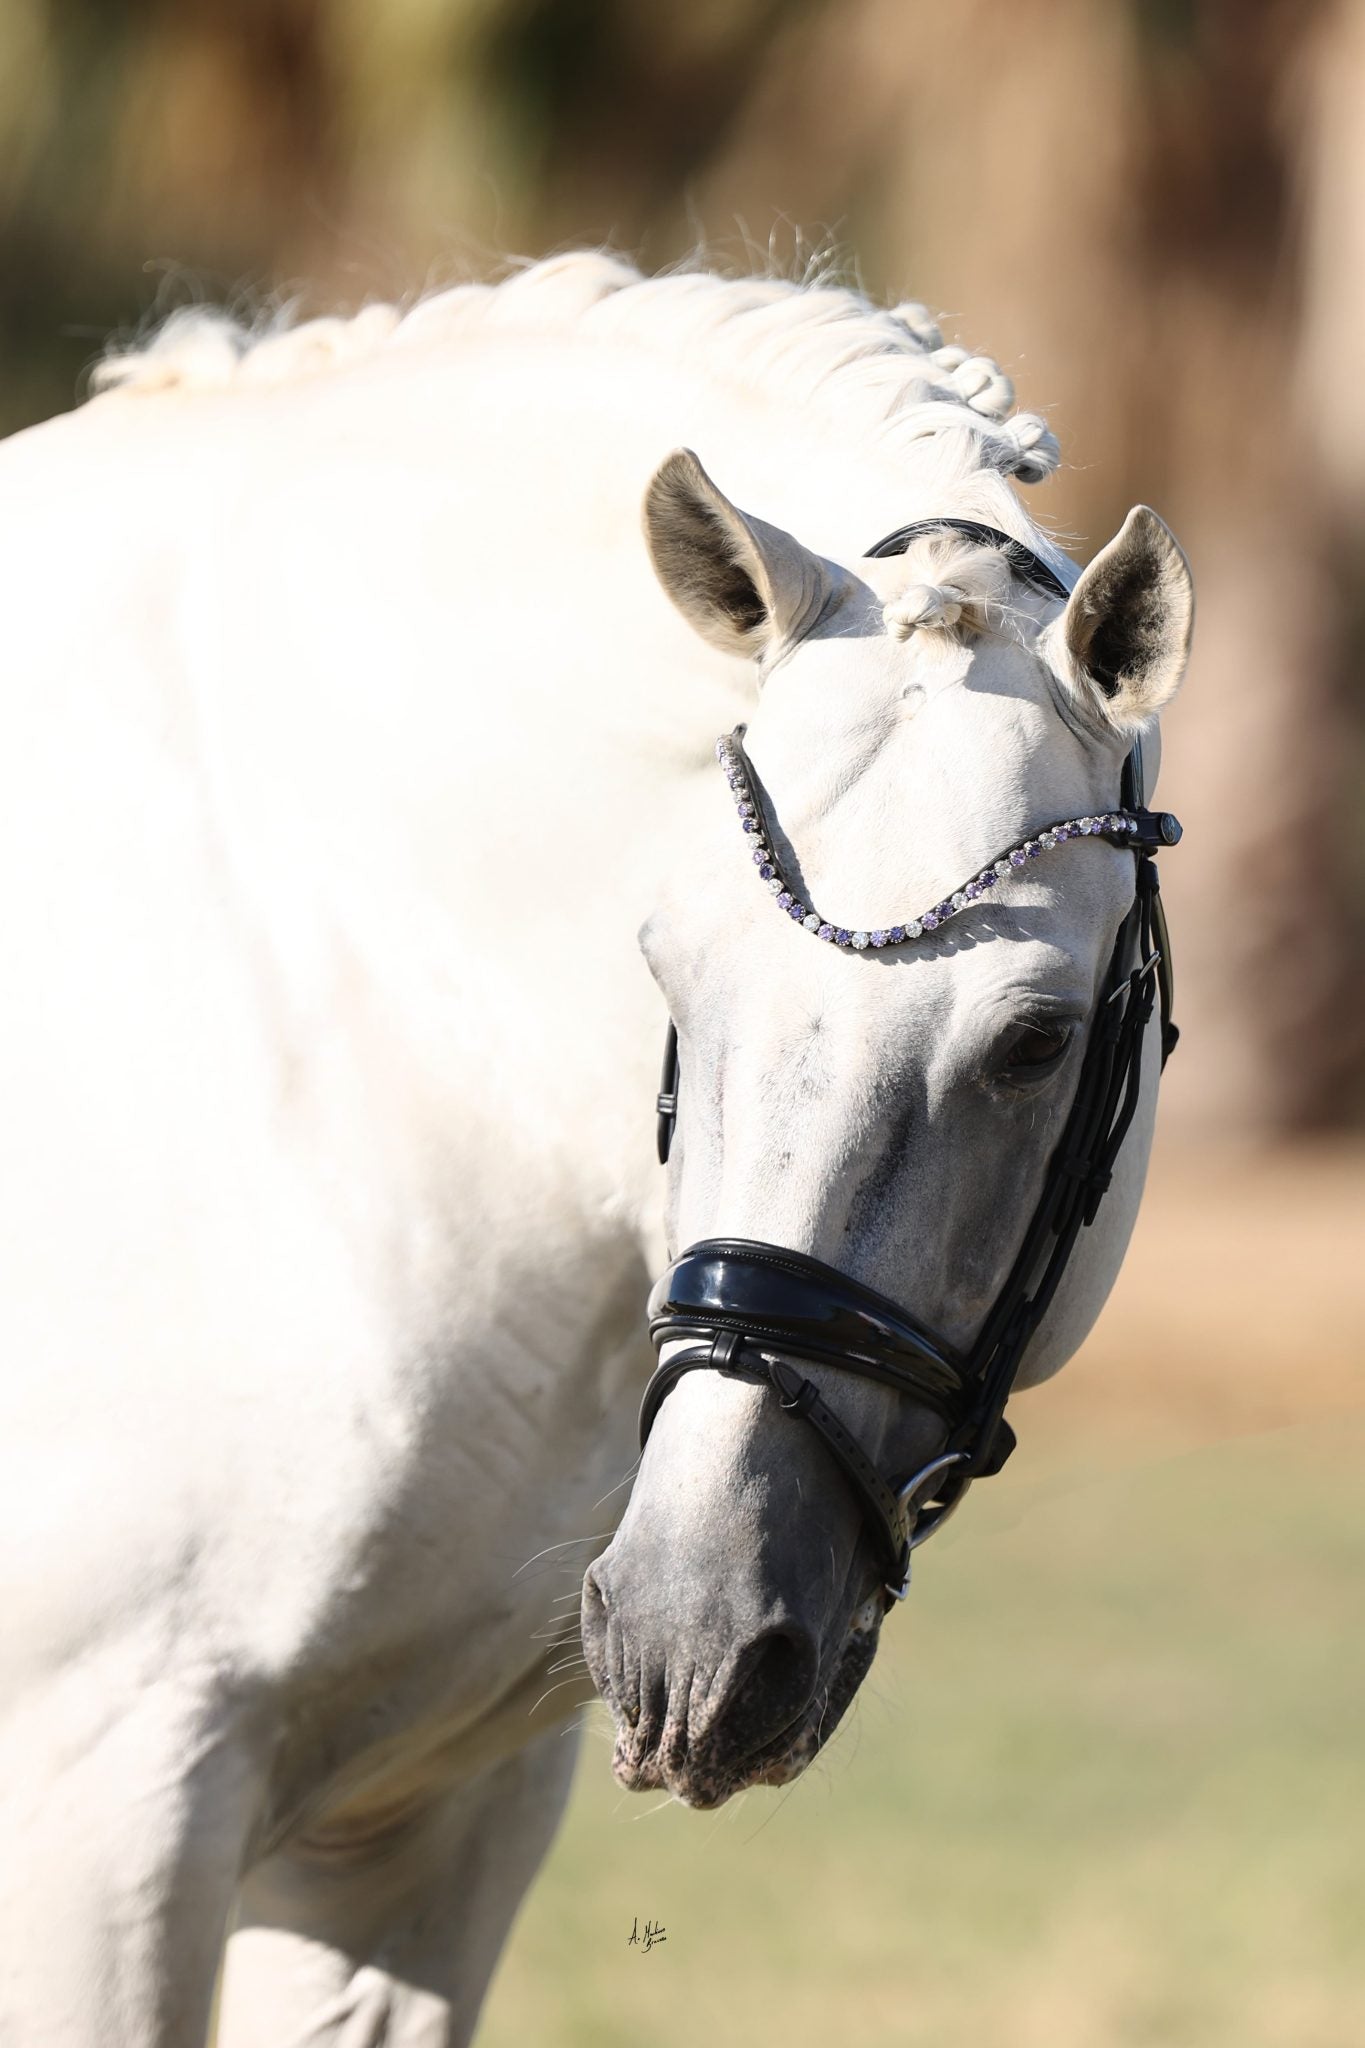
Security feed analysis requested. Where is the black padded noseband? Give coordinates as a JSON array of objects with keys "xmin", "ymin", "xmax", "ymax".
[
  {"xmin": 641, "ymin": 518, "xmax": 1182, "ymax": 1603},
  {"xmin": 644, "ymin": 1239, "xmax": 966, "ymax": 1413},
  {"xmin": 643, "ymin": 1242, "xmax": 1014, "ymax": 1594}
]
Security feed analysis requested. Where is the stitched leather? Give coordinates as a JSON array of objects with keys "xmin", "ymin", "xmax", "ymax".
[{"xmin": 647, "ymin": 1240, "xmax": 967, "ymax": 1412}]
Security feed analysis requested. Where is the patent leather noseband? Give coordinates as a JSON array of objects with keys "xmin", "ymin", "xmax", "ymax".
[
  {"xmin": 640, "ymin": 518, "xmax": 1182, "ymax": 1605},
  {"xmin": 643, "ymin": 1241, "xmax": 1014, "ymax": 1597}
]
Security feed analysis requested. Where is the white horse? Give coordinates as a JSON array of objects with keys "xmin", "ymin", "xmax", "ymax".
[{"xmin": 0, "ymin": 253, "xmax": 1192, "ymax": 2045}]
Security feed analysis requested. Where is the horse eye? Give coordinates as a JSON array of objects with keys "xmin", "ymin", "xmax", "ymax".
[{"xmin": 1001, "ymin": 1020, "xmax": 1073, "ymax": 1071}]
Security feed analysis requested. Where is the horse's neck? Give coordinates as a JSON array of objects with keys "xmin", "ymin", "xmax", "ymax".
[
  {"xmin": 163, "ymin": 326, "xmax": 988, "ymax": 1265},
  {"xmin": 165, "ymin": 345, "xmax": 758, "ymax": 1260}
]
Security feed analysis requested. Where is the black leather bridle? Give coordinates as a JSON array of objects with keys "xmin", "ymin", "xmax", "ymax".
[{"xmin": 641, "ymin": 519, "xmax": 1183, "ymax": 1605}]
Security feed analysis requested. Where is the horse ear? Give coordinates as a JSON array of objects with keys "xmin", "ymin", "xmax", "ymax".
[
  {"xmin": 643, "ymin": 448, "xmax": 832, "ymax": 661},
  {"xmin": 1057, "ymin": 507, "xmax": 1194, "ymax": 733}
]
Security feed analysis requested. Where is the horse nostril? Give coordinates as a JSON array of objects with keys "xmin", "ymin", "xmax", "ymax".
[
  {"xmin": 580, "ymin": 1566, "xmax": 610, "ymax": 1669},
  {"xmin": 717, "ymin": 1623, "xmax": 820, "ymax": 1760},
  {"xmin": 581, "ymin": 1564, "xmax": 607, "ymax": 1625}
]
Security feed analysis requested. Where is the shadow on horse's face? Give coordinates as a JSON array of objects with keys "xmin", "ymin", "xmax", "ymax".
[{"xmin": 581, "ymin": 455, "xmax": 1191, "ymax": 1806}]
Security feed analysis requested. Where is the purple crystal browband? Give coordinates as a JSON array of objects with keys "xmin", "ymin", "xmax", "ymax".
[{"xmin": 718, "ymin": 727, "xmax": 1148, "ymax": 950}]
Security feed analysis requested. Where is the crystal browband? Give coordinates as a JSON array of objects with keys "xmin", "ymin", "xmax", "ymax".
[{"xmin": 717, "ymin": 729, "xmax": 1180, "ymax": 950}]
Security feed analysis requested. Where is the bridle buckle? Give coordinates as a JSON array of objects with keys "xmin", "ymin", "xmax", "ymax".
[
  {"xmin": 767, "ymin": 1355, "xmax": 819, "ymax": 1416},
  {"xmin": 885, "ymin": 1450, "xmax": 972, "ymax": 1598},
  {"xmin": 708, "ymin": 1329, "xmax": 745, "ymax": 1375},
  {"xmin": 1107, "ymin": 948, "xmax": 1162, "ymax": 1004}
]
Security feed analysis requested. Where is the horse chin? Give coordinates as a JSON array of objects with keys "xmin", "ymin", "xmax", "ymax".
[{"xmin": 608, "ymin": 1594, "xmax": 885, "ymax": 1810}]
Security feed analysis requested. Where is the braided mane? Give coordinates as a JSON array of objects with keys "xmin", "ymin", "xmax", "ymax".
[{"xmin": 90, "ymin": 252, "xmax": 1061, "ymax": 491}]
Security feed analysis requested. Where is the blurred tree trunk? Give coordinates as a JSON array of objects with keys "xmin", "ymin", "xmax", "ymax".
[{"xmin": 1112, "ymin": 0, "xmax": 1360, "ymax": 1134}]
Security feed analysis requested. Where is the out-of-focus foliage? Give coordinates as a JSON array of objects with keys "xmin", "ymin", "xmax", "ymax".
[{"xmin": 0, "ymin": 0, "xmax": 1360, "ymax": 1135}]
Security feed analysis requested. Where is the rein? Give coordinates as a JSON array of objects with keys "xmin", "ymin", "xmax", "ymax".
[{"xmin": 640, "ymin": 520, "xmax": 1183, "ymax": 1606}]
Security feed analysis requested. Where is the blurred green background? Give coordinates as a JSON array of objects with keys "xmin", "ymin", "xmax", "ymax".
[{"xmin": 3, "ymin": 4, "xmax": 1360, "ymax": 2042}]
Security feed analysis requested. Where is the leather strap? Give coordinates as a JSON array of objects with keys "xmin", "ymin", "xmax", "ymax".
[
  {"xmin": 656, "ymin": 1022, "xmax": 679, "ymax": 1165},
  {"xmin": 646, "ymin": 1239, "xmax": 968, "ymax": 1417},
  {"xmin": 863, "ymin": 518, "xmax": 1074, "ymax": 604},
  {"xmin": 642, "ymin": 1337, "xmax": 911, "ymax": 1584}
]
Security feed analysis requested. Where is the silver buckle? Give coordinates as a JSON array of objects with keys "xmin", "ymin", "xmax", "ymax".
[
  {"xmin": 884, "ymin": 1452, "xmax": 971, "ymax": 1599},
  {"xmin": 1107, "ymin": 948, "xmax": 1161, "ymax": 1005}
]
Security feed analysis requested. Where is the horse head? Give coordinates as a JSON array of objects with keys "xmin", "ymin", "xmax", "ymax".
[{"xmin": 582, "ymin": 447, "xmax": 1193, "ymax": 1807}]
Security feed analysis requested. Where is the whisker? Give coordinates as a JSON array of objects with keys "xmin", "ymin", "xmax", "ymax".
[
  {"xmin": 739, "ymin": 1779, "xmax": 798, "ymax": 1844},
  {"xmin": 591, "ymin": 1461, "xmax": 641, "ymax": 1513},
  {"xmin": 512, "ymin": 1533, "xmax": 614, "ymax": 1579},
  {"xmin": 528, "ymin": 1673, "xmax": 598, "ymax": 1717},
  {"xmin": 705, "ymin": 1789, "xmax": 746, "ymax": 1845},
  {"xmin": 627, "ymin": 1793, "xmax": 681, "ymax": 1822}
]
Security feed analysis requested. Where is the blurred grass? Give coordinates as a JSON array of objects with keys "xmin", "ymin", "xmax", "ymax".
[{"xmin": 480, "ymin": 1150, "xmax": 1365, "ymax": 2048}]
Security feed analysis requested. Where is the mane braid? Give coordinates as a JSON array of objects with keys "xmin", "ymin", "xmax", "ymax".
[{"xmin": 89, "ymin": 252, "xmax": 1061, "ymax": 490}]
